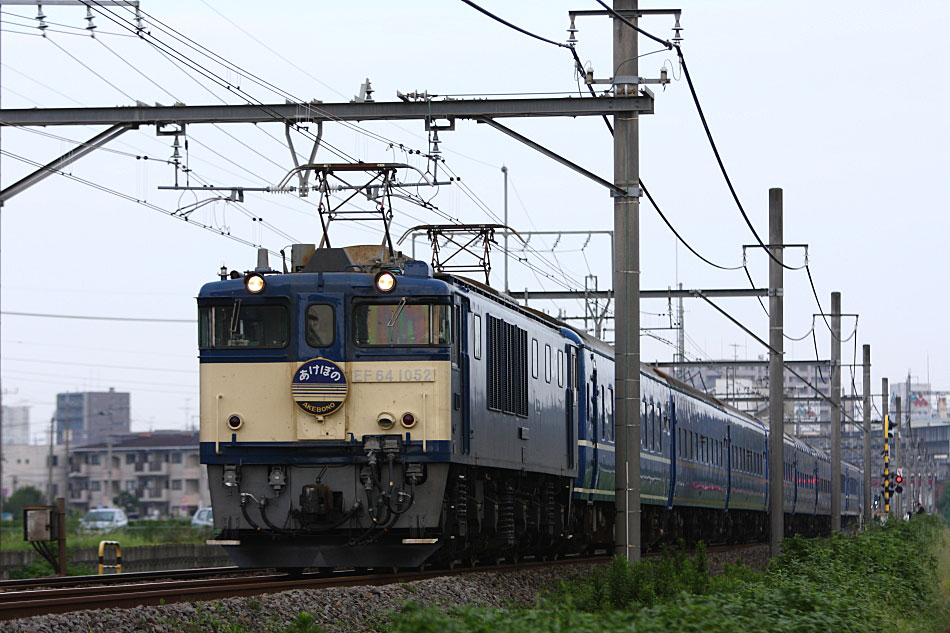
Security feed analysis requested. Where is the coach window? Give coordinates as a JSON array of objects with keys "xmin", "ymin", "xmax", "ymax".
[
  {"xmin": 544, "ymin": 344, "xmax": 552, "ymax": 383},
  {"xmin": 607, "ymin": 386, "xmax": 614, "ymax": 441},
  {"xmin": 650, "ymin": 404, "xmax": 658, "ymax": 451},
  {"xmin": 473, "ymin": 314, "xmax": 482, "ymax": 359},
  {"xmin": 531, "ymin": 339, "xmax": 539, "ymax": 378},
  {"xmin": 557, "ymin": 350, "xmax": 564, "ymax": 387},
  {"xmin": 305, "ymin": 304, "xmax": 335, "ymax": 347}
]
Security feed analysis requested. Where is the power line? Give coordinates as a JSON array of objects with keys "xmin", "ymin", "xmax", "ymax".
[
  {"xmin": 46, "ymin": 35, "xmax": 135, "ymax": 101},
  {"xmin": 1, "ymin": 310, "xmax": 194, "ymax": 323}
]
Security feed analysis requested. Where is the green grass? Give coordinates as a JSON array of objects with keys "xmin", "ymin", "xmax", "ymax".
[
  {"xmin": 385, "ymin": 516, "xmax": 950, "ymax": 633},
  {"xmin": 0, "ymin": 519, "xmax": 211, "ymax": 552}
]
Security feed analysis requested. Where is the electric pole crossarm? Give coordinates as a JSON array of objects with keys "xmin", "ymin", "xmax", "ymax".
[
  {"xmin": 0, "ymin": 124, "xmax": 135, "ymax": 205},
  {"xmin": 0, "ymin": 96, "xmax": 654, "ymax": 128}
]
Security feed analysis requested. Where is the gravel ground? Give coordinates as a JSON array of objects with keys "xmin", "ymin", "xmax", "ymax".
[
  {"xmin": 3, "ymin": 562, "xmax": 600, "ymax": 633},
  {"xmin": 4, "ymin": 546, "xmax": 772, "ymax": 632},
  {"xmin": 707, "ymin": 543, "xmax": 770, "ymax": 573}
]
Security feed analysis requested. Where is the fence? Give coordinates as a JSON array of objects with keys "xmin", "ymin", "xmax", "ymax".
[{"xmin": 1, "ymin": 543, "xmax": 232, "ymax": 578}]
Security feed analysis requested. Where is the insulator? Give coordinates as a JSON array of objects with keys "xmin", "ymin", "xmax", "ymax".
[
  {"xmin": 567, "ymin": 16, "xmax": 578, "ymax": 45},
  {"xmin": 36, "ymin": 5, "xmax": 48, "ymax": 31},
  {"xmin": 85, "ymin": 6, "xmax": 96, "ymax": 32}
]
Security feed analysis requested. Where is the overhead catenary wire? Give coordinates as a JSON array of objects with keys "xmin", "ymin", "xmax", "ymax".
[
  {"xmin": 0, "ymin": 149, "xmax": 269, "ymax": 251},
  {"xmin": 592, "ymin": 0, "xmax": 803, "ymax": 274}
]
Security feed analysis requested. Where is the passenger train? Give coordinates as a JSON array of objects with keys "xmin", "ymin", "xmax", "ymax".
[{"xmin": 198, "ymin": 244, "xmax": 863, "ymax": 569}]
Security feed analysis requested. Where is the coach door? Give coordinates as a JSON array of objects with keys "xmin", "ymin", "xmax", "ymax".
[
  {"xmin": 792, "ymin": 454, "xmax": 799, "ymax": 515},
  {"xmin": 667, "ymin": 394, "xmax": 677, "ymax": 510},
  {"xmin": 455, "ymin": 297, "xmax": 471, "ymax": 454},
  {"xmin": 589, "ymin": 362, "xmax": 600, "ymax": 497},
  {"xmin": 724, "ymin": 425, "xmax": 732, "ymax": 512},
  {"xmin": 566, "ymin": 345, "xmax": 578, "ymax": 469}
]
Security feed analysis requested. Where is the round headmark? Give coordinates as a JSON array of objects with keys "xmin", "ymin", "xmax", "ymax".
[{"xmin": 292, "ymin": 358, "xmax": 348, "ymax": 417}]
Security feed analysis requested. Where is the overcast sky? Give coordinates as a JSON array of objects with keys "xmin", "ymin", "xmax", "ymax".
[{"xmin": 1, "ymin": 1, "xmax": 946, "ymax": 443}]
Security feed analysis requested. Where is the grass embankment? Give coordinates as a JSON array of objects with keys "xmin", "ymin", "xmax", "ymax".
[
  {"xmin": 2, "ymin": 518, "xmax": 213, "ymax": 577},
  {"xmin": 390, "ymin": 516, "xmax": 950, "ymax": 633},
  {"xmin": 0, "ymin": 518, "xmax": 211, "ymax": 552},
  {"xmin": 158, "ymin": 516, "xmax": 950, "ymax": 633}
]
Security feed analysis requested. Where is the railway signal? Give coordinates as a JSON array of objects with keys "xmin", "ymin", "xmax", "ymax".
[{"xmin": 882, "ymin": 414, "xmax": 893, "ymax": 514}]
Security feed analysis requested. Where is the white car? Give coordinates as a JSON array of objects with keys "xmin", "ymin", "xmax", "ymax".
[
  {"xmin": 191, "ymin": 507, "xmax": 214, "ymax": 528},
  {"xmin": 80, "ymin": 508, "xmax": 129, "ymax": 531}
]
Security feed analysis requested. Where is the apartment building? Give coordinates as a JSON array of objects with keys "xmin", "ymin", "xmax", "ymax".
[{"xmin": 67, "ymin": 430, "xmax": 209, "ymax": 518}]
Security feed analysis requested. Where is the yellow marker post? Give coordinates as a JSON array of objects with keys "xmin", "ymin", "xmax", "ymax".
[{"xmin": 98, "ymin": 540, "xmax": 122, "ymax": 575}]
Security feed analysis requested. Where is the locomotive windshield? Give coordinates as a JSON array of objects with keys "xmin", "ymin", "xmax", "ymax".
[
  {"xmin": 353, "ymin": 302, "xmax": 451, "ymax": 346},
  {"xmin": 199, "ymin": 301, "xmax": 289, "ymax": 349}
]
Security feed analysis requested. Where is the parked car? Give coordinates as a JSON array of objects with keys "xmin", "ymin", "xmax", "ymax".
[
  {"xmin": 79, "ymin": 508, "xmax": 129, "ymax": 532},
  {"xmin": 191, "ymin": 507, "xmax": 213, "ymax": 528}
]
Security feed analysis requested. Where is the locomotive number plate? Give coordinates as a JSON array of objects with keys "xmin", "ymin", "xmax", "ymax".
[{"xmin": 350, "ymin": 368, "xmax": 435, "ymax": 383}]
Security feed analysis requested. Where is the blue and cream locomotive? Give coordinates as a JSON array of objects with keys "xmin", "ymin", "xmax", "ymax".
[{"xmin": 198, "ymin": 244, "xmax": 862, "ymax": 569}]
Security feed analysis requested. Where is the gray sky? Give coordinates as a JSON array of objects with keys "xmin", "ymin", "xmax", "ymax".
[{"xmin": 2, "ymin": 1, "xmax": 947, "ymax": 443}]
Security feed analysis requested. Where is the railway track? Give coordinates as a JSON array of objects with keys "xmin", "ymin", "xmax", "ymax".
[
  {"xmin": 0, "ymin": 542, "xmax": 769, "ymax": 621},
  {"xmin": 0, "ymin": 555, "xmax": 607, "ymax": 621}
]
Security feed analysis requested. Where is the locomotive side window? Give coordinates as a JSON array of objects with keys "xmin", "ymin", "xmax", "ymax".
[
  {"xmin": 353, "ymin": 303, "xmax": 451, "ymax": 346},
  {"xmin": 544, "ymin": 344, "xmax": 552, "ymax": 383},
  {"xmin": 557, "ymin": 350, "xmax": 564, "ymax": 387},
  {"xmin": 305, "ymin": 304, "xmax": 335, "ymax": 347},
  {"xmin": 473, "ymin": 314, "xmax": 482, "ymax": 359},
  {"xmin": 199, "ymin": 303, "xmax": 288, "ymax": 349},
  {"xmin": 531, "ymin": 339, "xmax": 539, "ymax": 378}
]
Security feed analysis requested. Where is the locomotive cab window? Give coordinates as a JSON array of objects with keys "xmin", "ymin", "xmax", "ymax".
[
  {"xmin": 199, "ymin": 302, "xmax": 288, "ymax": 349},
  {"xmin": 305, "ymin": 304, "xmax": 335, "ymax": 347},
  {"xmin": 353, "ymin": 301, "xmax": 451, "ymax": 346}
]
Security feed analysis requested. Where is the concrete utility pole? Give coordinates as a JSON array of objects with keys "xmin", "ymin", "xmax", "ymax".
[
  {"xmin": 768, "ymin": 188, "xmax": 784, "ymax": 557},
  {"xmin": 895, "ymin": 395, "xmax": 902, "ymax": 517},
  {"xmin": 830, "ymin": 292, "xmax": 842, "ymax": 531},
  {"xmin": 881, "ymin": 377, "xmax": 888, "ymax": 515},
  {"xmin": 47, "ymin": 416, "xmax": 55, "ymax": 504},
  {"xmin": 613, "ymin": 0, "xmax": 641, "ymax": 562},
  {"xmin": 862, "ymin": 345, "xmax": 872, "ymax": 526}
]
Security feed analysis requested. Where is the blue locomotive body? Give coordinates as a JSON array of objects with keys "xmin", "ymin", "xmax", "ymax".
[{"xmin": 198, "ymin": 246, "xmax": 861, "ymax": 569}]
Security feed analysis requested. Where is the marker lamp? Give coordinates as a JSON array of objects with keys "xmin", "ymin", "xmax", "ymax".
[
  {"xmin": 245, "ymin": 273, "xmax": 266, "ymax": 294},
  {"xmin": 375, "ymin": 270, "xmax": 397, "ymax": 293}
]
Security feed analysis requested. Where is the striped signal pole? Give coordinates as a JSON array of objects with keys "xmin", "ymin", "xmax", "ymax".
[{"xmin": 883, "ymin": 413, "xmax": 892, "ymax": 515}]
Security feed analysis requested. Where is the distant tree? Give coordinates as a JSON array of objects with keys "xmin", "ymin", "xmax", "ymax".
[
  {"xmin": 113, "ymin": 491, "xmax": 140, "ymax": 517},
  {"xmin": 5, "ymin": 486, "xmax": 47, "ymax": 518}
]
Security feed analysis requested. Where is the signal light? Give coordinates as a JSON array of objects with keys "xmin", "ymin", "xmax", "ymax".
[{"xmin": 894, "ymin": 474, "xmax": 903, "ymax": 485}]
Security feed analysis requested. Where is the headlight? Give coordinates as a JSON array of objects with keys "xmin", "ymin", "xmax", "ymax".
[
  {"xmin": 374, "ymin": 270, "xmax": 397, "ymax": 293},
  {"xmin": 245, "ymin": 273, "xmax": 265, "ymax": 294}
]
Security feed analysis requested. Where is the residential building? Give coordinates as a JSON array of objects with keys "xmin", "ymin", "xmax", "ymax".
[
  {"xmin": 1, "ymin": 405, "xmax": 31, "ymax": 445},
  {"xmin": 55, "ymin": 389, "xmax": 130, "ymax": 446},
  {"xmin": 67, "ymin": 430, "xmax": 208, "ymax": 518},
  {"xmin": 0, "ymin": 443, "xmax": 67, "ymax": 503}
]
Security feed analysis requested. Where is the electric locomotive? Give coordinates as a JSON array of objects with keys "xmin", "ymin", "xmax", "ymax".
[{"xmin": 198, "ymin": 243, "xmax": 862, "ymax": 570}]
